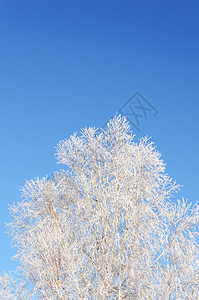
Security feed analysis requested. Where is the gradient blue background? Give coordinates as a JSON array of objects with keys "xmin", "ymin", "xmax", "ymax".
[{"xmin": 0, "ymin": 0, "xmax": 199, "ymax": 273}]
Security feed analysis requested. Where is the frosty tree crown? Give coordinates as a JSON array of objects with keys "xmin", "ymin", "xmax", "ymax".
[{"xmin": 1, "ymin": 115, "xmax": 199, "ymax": 299}]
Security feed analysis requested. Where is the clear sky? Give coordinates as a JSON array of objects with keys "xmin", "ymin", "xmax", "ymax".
[{"xmin": 0, "ymin": 0, "xmax": 199, "ymax": 273}]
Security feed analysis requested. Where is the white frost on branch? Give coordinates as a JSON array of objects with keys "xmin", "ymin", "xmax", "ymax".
[{"xmin": 1, "ymin": 115, "xmax": 199, "ymax": 299}]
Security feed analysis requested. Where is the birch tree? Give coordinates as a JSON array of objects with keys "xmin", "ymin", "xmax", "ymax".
[{"xmin": 1, "ymin": 115, "xmax": 199, "ymax": 299}]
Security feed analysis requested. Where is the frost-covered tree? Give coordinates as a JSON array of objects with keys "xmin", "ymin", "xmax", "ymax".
[{"xmin": 1, "ymin": 116, "xmax": 199, "ymax": 299}]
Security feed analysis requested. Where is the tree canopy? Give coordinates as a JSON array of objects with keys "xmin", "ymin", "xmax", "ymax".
[{"xmin": 1, "ymin": 116, "xmax": 199, "ymax": 299}]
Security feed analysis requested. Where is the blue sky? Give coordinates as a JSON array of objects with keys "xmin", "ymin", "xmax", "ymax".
[{"xmin": 0, "ymin": 0, "xmax": 199, "ymax": 273}]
